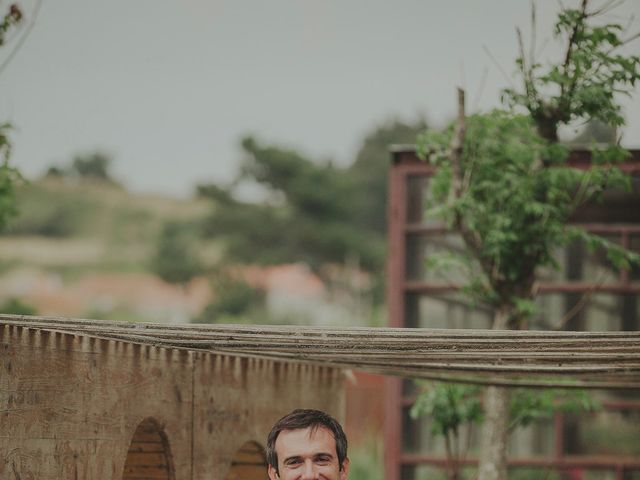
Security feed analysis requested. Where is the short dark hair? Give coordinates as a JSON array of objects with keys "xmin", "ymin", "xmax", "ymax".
[{"xmin": 266, "ymin": 409, "xmax": 348, "ymax": 473}]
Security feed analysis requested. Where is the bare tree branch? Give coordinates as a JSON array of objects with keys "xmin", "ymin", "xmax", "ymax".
[
  {"xmin": 588, "ymin": 0, "xmax": 624, "ymax": 17},
  {"xmin": 450, "ymin": 88, "xmax": 466, "ymax": 201},
  {"xmin": 448, "ymin": 88, "xmax": 494, "ymax": 281},
  {"xmin": 529, "ymin": 1, "xmax": 537, "ymax": 74},
  {"xmin": 517, "ymin": 27, "xmax": 537, "ymax": 112},
  {"xmin": 471, "ymin": 67, "xmax": 488, "ymax": 113},
  {"xmin": 555, "ymin": 270, "xmax": 608, "ymax": 330},
  {"xmin": 621, "ymin": 30, "xmax": 640, "ymax": 45},
  {"xmin": 561, "ymin": 0, "xmax": 588, "ymax": 101},
  {"xmin": 482, "ymin": 45, "xmax": 514, "ymax": 88}
]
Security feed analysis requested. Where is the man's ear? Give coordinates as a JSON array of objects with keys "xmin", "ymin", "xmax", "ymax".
[
  {"xmin": 268, "ymin": 464, "xmax": 279, "ymax": 480},
  {"xmin": 339, "ymin": 457, "xmax": 350, "ymax": 480}
]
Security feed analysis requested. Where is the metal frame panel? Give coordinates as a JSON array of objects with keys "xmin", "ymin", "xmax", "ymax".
[{"xmin": 385, "ymin": 147, "xmax": 640, "ymax": 480}]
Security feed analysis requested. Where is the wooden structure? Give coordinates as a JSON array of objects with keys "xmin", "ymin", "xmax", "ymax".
[
  {"xmin": 2, "ymin": 313, "xmax": 640, "ymax": 480},
  {"xmin": 385, "ymin": 147, "xmax": 640, "ymax": 480},
  {"xmin": 0, "ymin": 316, "xmax": 344, "ymax": 479}
]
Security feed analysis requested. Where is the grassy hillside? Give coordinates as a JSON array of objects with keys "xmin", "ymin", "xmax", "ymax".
[{"xmin": 1, "ymin": 177, "xmax": 215, "ymax": 275}]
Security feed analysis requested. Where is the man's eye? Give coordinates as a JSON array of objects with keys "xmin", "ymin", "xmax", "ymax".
[
  {"xmin": 285, "ymin": 459, "xmax": 302, "ymax": 467},
  {"xmin": 316, "ymin": 456, "xmax": 331, "ymax": 464}
]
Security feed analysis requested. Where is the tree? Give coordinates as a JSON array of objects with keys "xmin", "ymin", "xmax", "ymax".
[
  {"xmin": 0, "ymin": 4, "xmax": 24, "ymax": 231},
  {"xmin": 199, "ymin": 121, "xmax": 424, "ymax": 276},
  {"xmin": 410, "ymin": 382, "xmax": 598, "ymax": 480},
  {"xmin": 151, "ymin": 221, "xmax": 203, "ymax": 285},
  {"xmin": 0, "ymin": 123, "xmax": 21, "ymax": 230},
  {"xmin": 410, "ymin": 383, "xmax": 483, "ymax": 480},
  {"xmin": 70, "ymin": 151, "xmax": 115, "ymax": 182},
  {"xmin": 199, "ymin": 150, "xmax": 381, "ymax": 273},
  {"xmin": 349, "ymin": 119, "xmax": 428, "ymax": 235},
  {"xmin": 198, "ymin": 120, "xmax": 426, "ymax": 314},
  {"xmin": 195, "ymin": 272, "xmax": 265, "ymax": 324},
  {"xmin": 44, "ymin": 151, "xmax": 119, "ymax": 184},
  {"xmin": 198, "ymin": 121, "xmax": 425, "ymax": 326},
  {"xmin": 416, "ymin": 2, "xmax": 640, "ymax": 479},
  {"xmin": 0, "ymin": 297, "xmax": 36, "ymax": 315}
]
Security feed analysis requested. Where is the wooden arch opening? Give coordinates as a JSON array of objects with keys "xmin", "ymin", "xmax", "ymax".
[
  {"xmin": 122, "ymin": 417, "xmax": 175, "ymax": 480},
  {"xmin": 226, "ymin": 441, "xmax": 269, "ymax": 480}
]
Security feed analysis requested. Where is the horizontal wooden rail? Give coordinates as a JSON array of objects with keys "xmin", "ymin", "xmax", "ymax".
[{"xmin": 3, "ymin": 314, "xmax": 640, "ymax": 389}]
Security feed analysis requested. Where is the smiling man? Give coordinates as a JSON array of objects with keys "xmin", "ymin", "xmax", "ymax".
[{"xmin": 266, "ymin": 409, "xmax": 350, "ymax": 480}]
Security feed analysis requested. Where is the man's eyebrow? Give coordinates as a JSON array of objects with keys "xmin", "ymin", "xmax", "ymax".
[
  {"xmin": 283, "ymin": 452, "xmax": 335, "ymax": 463},
  {"xmin": 314, "ymin": 452, "xmax": 334, "ymax": 458}
]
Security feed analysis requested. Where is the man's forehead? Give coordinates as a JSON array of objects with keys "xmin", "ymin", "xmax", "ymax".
[{"xmin": 275, "ymin": 425, "xmax": 337, "ymax": 454}]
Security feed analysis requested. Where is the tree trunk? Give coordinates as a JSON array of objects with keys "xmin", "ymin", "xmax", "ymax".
[
  {"xmin": 477, "ymin": 306, "xmax": 511, "ymax": 480},
  {"xmin": 477, "ymin": 386, "xmax": 510, "ymax": 480}
]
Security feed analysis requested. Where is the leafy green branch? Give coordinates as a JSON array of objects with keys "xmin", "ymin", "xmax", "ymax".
[
  {"xmin": 411, "ymin": 382, "xmax": 600, "ymax": 480},
  {"xmin": 508, "ymin": 388, "xmax": 600, "ymax": 432},
  {"xmin": 411, "ymin": 382, "xmax": 482, "ymax": 480},
  {"xmin": 415, "ymin": 3, "xmax": 640, "ymax": 479},
  {"xmin": 503, "ymin": 0, "xmax": 640, "ymax": 142}
]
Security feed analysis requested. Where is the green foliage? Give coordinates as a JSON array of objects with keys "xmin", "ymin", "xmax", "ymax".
[
  {"xmin": 410, "ymin": 382, "xmax": 483, "ymax": 480},
  {"xmin": 2, "ymin": 178, "xmax": 209, "ymax": 279},
  {"xmin": 508, "ymin": 388, "xmax": 599, "ymax": 431},
  {"xmin": 0, "ymin": 297, "xmax": 36, "ymax": 315},
  {"xmin": 567, "ymin": 225, "xmax": 640, "ymax": 271},
  {"xmin": 503, "ymin": 1, "xmax": 640, "ymax": 140},
  {"xmin": 349, "ymin": 119, "xmax": 428, "ymax": 234},
  {"xmin": 200, "ymin": 134, "xmax": 390, "ymax": 275},
  {"xmin": 194, "ymin": 272, "xmax": 265, "ymax": 323},
  {"xmin": 347, "ymin": 437, "xmax": 383, "ymax": 480},
  {"xmin": 414, "ymin": 3, "xmax": 639, "ymax": 477},
  {"xmin": 411, "ymin": 382, "xmax": 598, "ymax": 475},
  {"xmin": 417, "ymin": 110, "xmax": 637, "ymax": 320},
  {"xmin": 8, "ymin": 183, "xmax": 94, "ymax": 237},
  {"xmin": 199, "ymin": 120, "xmax": 426, "ymax": 283},
  {"xmin": 0, "ymin": 5, "xmax": 30, "ymax": 233},
  {"xmin": 238, "ymin": 136, "xmax": 352, "ymax": 222},
  {"xmin": 508, "ymin": 468, "xmax": 561, "ymax": 480},
  {"xmin": 151, "ymin": 221, "xmax": 203, "ymax": 285},
  {"xmin": 46, "ymin": 151, "xmax": 120, "ymax": 185},
  {"xmin": 7, "ymin": 178, "xmax": 203, "ymax": 242},
  {"xmin": 71, "ymin": 152, "xmax": 114, "ymax": 181},
  {"xmin": 410, "ymin": 382, "xmax": 483, "ymax": 437},
  {"xmin": 0, "ymin": 124, "xmax": 22, "ymax": 231}
]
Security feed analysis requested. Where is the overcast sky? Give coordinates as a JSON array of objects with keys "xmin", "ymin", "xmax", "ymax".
[{"xmin": 1, "ymin": 0, "xmax": 639, "ymax": 197}]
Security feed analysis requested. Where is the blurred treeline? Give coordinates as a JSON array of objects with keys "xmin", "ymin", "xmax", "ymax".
[{"xmin": 0, "ymin": 119, "xmax": 426, "ymax": 326}]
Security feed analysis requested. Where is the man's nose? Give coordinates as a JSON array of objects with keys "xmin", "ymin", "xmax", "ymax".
[{"xmin": 300, "ymin": 460, "xmax": 318, "ymax": 480}]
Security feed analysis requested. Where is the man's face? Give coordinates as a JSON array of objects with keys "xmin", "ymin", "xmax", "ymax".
[{"xmin": 268, "ymin": 426, "xmax": 349, "ymax": 480}]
